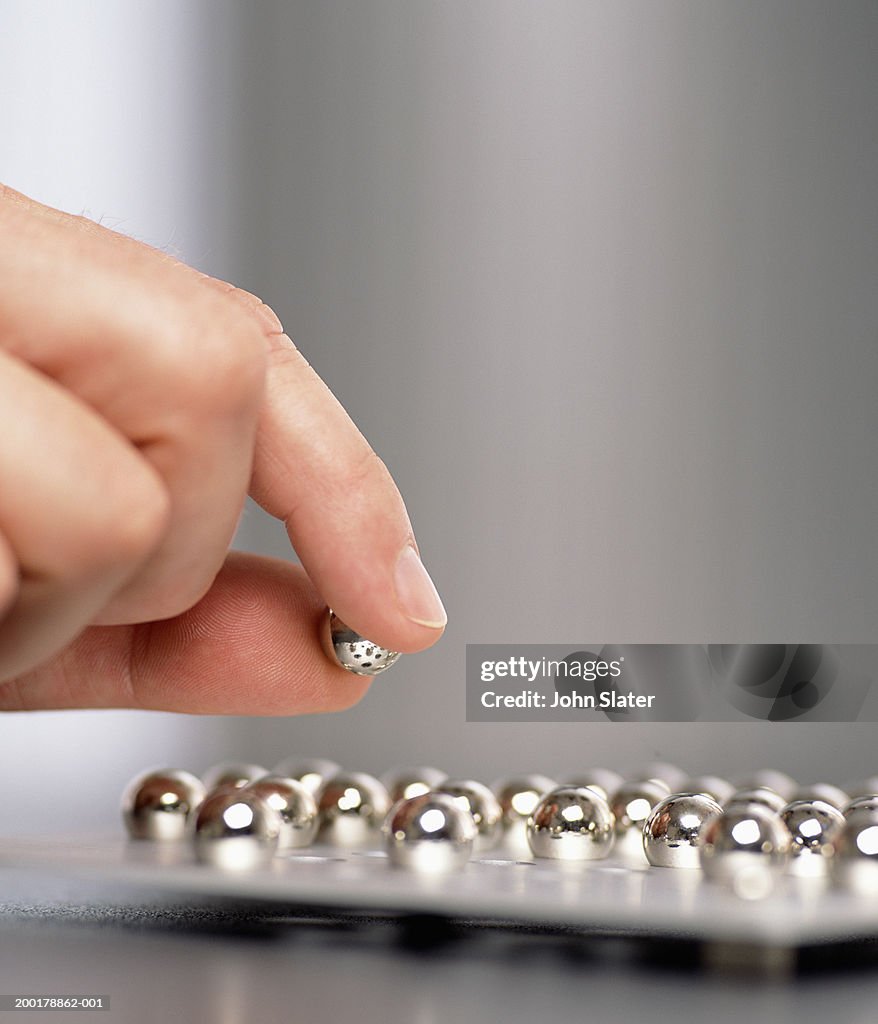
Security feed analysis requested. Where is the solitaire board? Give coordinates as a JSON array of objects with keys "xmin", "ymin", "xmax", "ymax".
[{"xmin": 3, "ymin": 831, "xmax": 878, "ymax": 953}]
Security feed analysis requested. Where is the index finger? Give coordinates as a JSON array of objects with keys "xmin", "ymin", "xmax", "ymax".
[{"xmin": 248, "ymin": 332, "xmax": 446, "ymax": 654}]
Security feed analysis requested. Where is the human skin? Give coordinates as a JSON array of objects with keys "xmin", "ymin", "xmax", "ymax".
[{"xmin": 0, "ymin": 185, "xmax": 446, "ymax": 714}]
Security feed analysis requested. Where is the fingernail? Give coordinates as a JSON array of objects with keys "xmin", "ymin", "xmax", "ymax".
[{"xmin": 394, "ymin": 545, "xmax": 447, "ymax": 629}]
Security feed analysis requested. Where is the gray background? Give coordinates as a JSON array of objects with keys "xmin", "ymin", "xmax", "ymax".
[{"xmin": 0, "ymin": 1, "xmax": 877, "ymax": 832}]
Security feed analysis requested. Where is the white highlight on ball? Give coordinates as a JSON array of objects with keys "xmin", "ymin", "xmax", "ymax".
[
  {"xmin": 626, "ymin": 798, "xmax": 651, "ymax": 821},
  {"xmin": 223, "ymin": 803, "xmax": 254, "ymax": 830},
  {"xmin": 339, "ymin": 787, "xmax": 363, "ymax": 811},
  {"xmin": 799, "ymin": 817, "xmax": 822, "ymax": 840},
  {"xmin": 420, "ymin": 809, "xmax": 447, "ymax": 834},
  {"xmin": 511, "ymin": 791, "xmax": 539, "ymax": 816},
  {"xmin": 856, "ymin": 825, "xmax": 878, "ymax": 856},
  {"xmin": 731, "ymin": 818, "xmax": 761, "ymax": 846}
]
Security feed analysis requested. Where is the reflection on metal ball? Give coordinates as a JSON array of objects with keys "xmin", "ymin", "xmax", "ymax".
[
  {"xmin": 526, "ymin": 787, "xmax": 615, "ymax": 861},
  {"xmin": 326, "ymin": 611, "xmax": 401, "ymax": 676},
  {"xmin": 700, "ymin": 804, "xmax": 790, "ymax": 898},
  {"xmin": 609, "ymin": 779, "xmax": 670, "ymax": 834},
  {"xmin": 780, "ymin": 799, "xmax": 844, "ymax": 866},
  {"xmin": 832, "ymin": 808, "xmax": 878, "ymax": 894},
  {"xmin": 122, "ymin": 768, "xmax": 206, "ymax": 841},
  {"xmin": 844, "ymin": 796, "xmax": 878, "ymax": 817},
  {"xmin": 643, "ymin": 793, "xmax": 723, "ymax": 869},
  {"xmin": 436, "ymin": 779, "xmax": 503, "ymax": 852},
  {"xmin": 318, "ymin": 771, "xmax": 391, "ymax": 847},
  {"xmin": 193, "ymin": 789, "xmax": 280, "ymax": 870},
  {"xmin": 245, "ymin": 775, "xmax": 318, "ymax": 850},
  {"xmin": 493, "ymin": 774, "xmax": 557, "ymax": 827},
  {"xmin": 383, "ymin": 793, "xmax": 477, "ymax": 872}
]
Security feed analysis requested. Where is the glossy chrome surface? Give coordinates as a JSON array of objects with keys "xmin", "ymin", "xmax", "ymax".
[
  {"xmin": 643, "ymin": 793, "xmax": 723, "ymax": 869},
  {"xmin": 724, "ymin": 787, "xmax": 787, "ymax": 815},
  {"xmin": 732, "ymin": 770, "xmax": 797, "ymax": 802},
  {"xmin": 436, "ymin": 779, "xmax": 503, "ymax": 852},
  {"xmin": 245, "ymin": 775, "xmax": 319, "ymax": 850},
  {"xmin": 318, "ymin": 771, "xmax": 391, "ymax": 847},
  {"xmin": 789, "ymin": 784, "xmax": 849, "ymax": 810},
  {"xmin": 193, "ymin": 789, "xmax": 280, "ymax": 870},
  {"xmin": 383, "ymin": 793, "xmax": 477, "ymax": 872},
  {"xmin": 682, "ymin": 775, "xmax": 735, "ymax": 805},
  {"xmin": 560, "ymin": 768, "xmax": 623, "ymax": 802},
  {"xmin": 843, "ymin": 795, "xmax": 878, "ymax": 817},
  {"xmin": 700, "ymin": 804, "xmax": 790, "ymax": 897},
  {"xmin": 272, "ymin": 758, "xmax": 340, "ymax": 796},
  {"xmin": 493, "ymin": 774, "xmax": 557, "ymax": 826},
  {"xmin": 325, "ymin": 611, "xmax": 401, "ymax": 676},
  {"xmin": 609, "ymin": 779, "xmax": 670, "ymax": 834},
  {"xmin": 526, "ymin": 787, "xmax": 615, "ymax": 861},
  {"xmin": 381, "ymin": 766, "xmax": 447, "ymax": 804},
  {"xmin": 831, "ymin": 807, "xmax": 878, "ymax": 894},
  {"xmin": 201, "ymin": 762, "xmax": 267, "ymax": 792},
  {"xmin": 121, "ymin": 768, "xmax": 206, "ymax": 841},
  {"xmin": 779, "ymin": 799, "xmax": 843, "ymax": 871}
]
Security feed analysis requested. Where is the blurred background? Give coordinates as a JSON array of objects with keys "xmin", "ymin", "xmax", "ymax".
[{"xmin": 0, "ymin": 0, "xmax": 876, "ymax": 833}]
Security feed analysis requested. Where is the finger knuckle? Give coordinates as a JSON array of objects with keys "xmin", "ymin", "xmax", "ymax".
[
  {"xmin": 87, "ymin": 469, "xmax": 171, "ymax": 570},
  {"xmin": 170, "ymin": 296, "xmax": 268, "ymax": 417},
  {"xmin": 212, "ymin": 280, "xmax": 284, "ymax": 335}
]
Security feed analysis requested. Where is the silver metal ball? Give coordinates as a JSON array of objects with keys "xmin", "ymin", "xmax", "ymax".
[
  {"xmin": 724, "ymin": 787, "xmax": 788, "ymax": 815},
  {"xmin": 245, "ymin": 775, "xmax": 319, "ymax": 850},
  {"xmin": 121, "ymin": 768, "xmax": 206, "ymax": 841},
  {"xmin": 831, "ymin": 808, "xmax": 878, "ymax": 893},
  {"xmin": 732, "ymin": 770, "xmax": 797, "ymax": 802},
  {"xmin": 272, "ymin": 758, "xmax": 340, "ymax": 796},
  {"xmin": 493, "ymin": 774, "xmax": 557, "ymax": 826},
  {"xmin": 682, "ymin": 775, "xmax": 735, "ymax": 805},
  {"xmin": 700, "ymin": 804, "xmax": 791, "ymax": 897},
  {"xmin": 318, "ymin": 771, "xmax": 391, "ymax": 847},
  {"xmin": 383, "ymin": 793, "xmax": 477, "ymax": 872},
  {"xmin": 560, "ymin": 768, "xmax": 623, "ymax": 802},
  {"xmin": 609, "ymin": 779, "xmax": 671, "ymax": 833},
  {"xmin": 643, "ymin": 793, "xmax": 723, "ymax": 869},
  {"xmin": 325, "ymin": 611, "xmax": 401, "ymax": 676},
  {"xmin": 780, "ymin": 799, "xmax": 844, "ymax": 870},
  {"xmin": 202, "ymin": 762, "xmax": 267, "ymax": 792},
  {"xmin": 843, "ymin": 795, "xmax": 878, "ymax": 817},
  {"xmin": 526, "ymin": 787, "xmax": 615, "ymax": 861},
  {"xmin": 381, "ymin": 766, "xmax": 447, "ymax": 803},
  {"xmin": 436, "ymin": 779, "xmax": 503, "ymax": 852},
  {"xmin": 789, "ymin": 783, "xmax": 849, "ymax": 810},
  {"xmin": 193, "ymin": 789, "xmax": 280, "ymax": 870}
]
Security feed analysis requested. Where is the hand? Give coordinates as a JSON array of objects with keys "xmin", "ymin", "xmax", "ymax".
[{"xmin": 0, "ymin": 185, "xmax": 446, "ymax": 713}]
